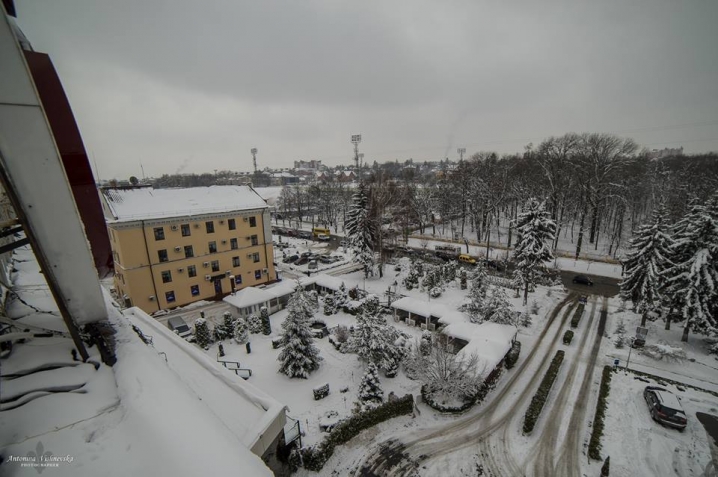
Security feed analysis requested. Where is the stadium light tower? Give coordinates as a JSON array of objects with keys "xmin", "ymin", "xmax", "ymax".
[
  {"xmin": 351, "ymin": 134, "xmax": 362, "ymax": 169},
  {"xmin": 457, "ymin": 147, "xmax": 466, "ymax": 162},
  {"xmin": 251, "ymin": 148, "xmax": 258, "ymax": 173}
]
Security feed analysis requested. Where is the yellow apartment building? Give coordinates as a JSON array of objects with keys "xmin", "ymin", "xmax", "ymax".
[{"xmin": 100, "ymin": 185, "xmax": 276, "ymax": 313}]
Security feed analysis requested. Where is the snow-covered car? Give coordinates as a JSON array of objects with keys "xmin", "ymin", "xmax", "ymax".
[
  {"xmin": 572, "ymin": 275, "xmax": 593, "ymax": 286},
  {"xmin": 339, "ymin": 240, "xmax": 348, "ymax": 248},
  {"xmin": 298, "ymin": 231, "xmax": 312, "ymax": 239},
  {"xmin": 643, "ymin": 386, "xmax": 687, "ymax": 431},
  {"xmin": 317, "ymin": 233, "xmax": 330, "ymax": 241},
  {"xmin": 167, "ymin": 317, "xmax": 193, "ymax": 341},
  {"xmin": 283, "ymin": 254, "xmax": 299, "ymax": 263}
]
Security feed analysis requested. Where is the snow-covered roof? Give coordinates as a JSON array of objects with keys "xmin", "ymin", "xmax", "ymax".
[
  {"xmin": 223, "ymin": 286, "xmax": 275, "ymax": 309},
  {"xmin": 391, "ymin": 296, "xmax": 450, "ymax": 318},
  {"xmin": 102, "ymin": 186, "xmax": 268, "ymax": 222},
  {"xmin": 306, "ymin": 273, "xmax": 346, "ymax": 291},
  {"xmin": 443, "ymin": 322, "xmax": 517, "ymax": 378}
]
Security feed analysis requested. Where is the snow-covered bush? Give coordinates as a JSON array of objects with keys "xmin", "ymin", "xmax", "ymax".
[
  {"xmin": 194, "ymin": 318, "xmax": 212, "ymax": 349},
  {"xmin": 519, "ymin": 312, "xmax": 532, "ymax": 328},
  {"xmin": 614, "ymin": 318, "xmax": 626, "ymax": 335},
  {"xmin": 233, "ymin": 317, "xmax": 249, "ymax": 344},
  {"xmin": 248, "ymin": 314, "xmax": 263, "ymax": 334},
  {"xmin": 214, "ymin": 312, "xmax": 236, "ymax": 341},
  {"xmin": 482, "ymin": 287, "xmax": 517, "ymax": 325},
  {"xmin": 429, "ymin": 287, "xmax": 442, "ymax": 298},
  {"xmin": 357, "ymin": 363, "xmax": 383, "ymax": 411},
  {"xmin": 459, "ymin": 268, "xmax": 468, "ymax": 290},
  {"xmin": 420, "ymin": 331, "xmax": 432, "ymax": 356},
  {"xmin": 641, "ymin": 343, "xmax": 687, "ymax": 362},
  {"xmin": 530, "ymin": 300, "xmax": 539, "ymax": 315},
  {"xmin": 523, "ymin": 350, "xmax": 564, "ymax": 434},
  {"xmin": 504, "ymin": 341, "xmax": 521, "ymax": 369},
  {"xmin": 260, "ymin": 306, "xmax": 271, "ymax": 335},
  {"xmin": 614, "ymin": 335, "xmax": 626, "ymax": 349},
  {"xmin": 323, "ymin": 294, "xmax": 336, "ymax": 316},
  {"xmin": 461, "ymin": 266, "xmax": 489, "ymax": 322}
]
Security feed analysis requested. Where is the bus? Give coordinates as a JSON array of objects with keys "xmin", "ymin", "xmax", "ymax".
[{"xmin": 312, "ymin": 227, "xmax": 330, "ymax": 239}]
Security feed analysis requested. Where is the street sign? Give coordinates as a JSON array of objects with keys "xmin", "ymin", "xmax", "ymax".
[{"xmin": 613, "ymin": 359, "xmax": 620, "ymax": 367}]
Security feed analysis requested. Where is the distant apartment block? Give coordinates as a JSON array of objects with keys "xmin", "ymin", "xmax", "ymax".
[
  {"xmin": 100, "ymin": 186, "xmax": 276, "ymax": 313},
  {"xmin": 649, "ymin": 147, "xmax": 683, "ymax": 159},
  {"xmin": 294, "ymin": 159, "xmax": 322, "ymax": 170}
]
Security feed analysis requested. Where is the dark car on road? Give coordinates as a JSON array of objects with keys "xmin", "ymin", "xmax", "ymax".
[
  {"xmin": 572, "ymin": 274, "xmax": 593, "ymax": 286},
  {"xmin": 298, "ymin": 231, "xmax": 312, "ymax": 240},
  {"xmin": 283, "ymin": 254, "xmax": 299, "ymax": 263},
  {"xmin": 295, "ymin": 256, "xmax": 310, "ymax": 266},
  {"xmin": 643, "ymin": 386, "xmax": 687, "ymax": 431}
]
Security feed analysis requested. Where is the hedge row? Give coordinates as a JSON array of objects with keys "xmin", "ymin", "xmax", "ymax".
[
  {"xmin": 505, "ymin": 341, "xmax": 522, "ymax": 369},
  {"xmin": 523, "ymin": 350, "xmax": 565, "ymax": 434},
  {"xmin": 421, "ymin": 384, "xmax": 476, "ymax": 413},
  {"xmin": 563, "ymin": 330, "xmax": 574, "ymax": 345},
  {"xmin": 570, "ymin": 303, "xmax": 585, "ymax": 328},
  {"xmin": 300, "ymin": 394, "xmax": 414, "ymax": 471},
  {"xmin": 588, "ymin": 366, "xmax": 613, "ymax": 460}
]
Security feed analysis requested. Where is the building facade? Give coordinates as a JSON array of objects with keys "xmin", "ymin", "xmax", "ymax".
[{"xmin": 101, "ymin": 186, "xmax": 276, "ymax": 313}]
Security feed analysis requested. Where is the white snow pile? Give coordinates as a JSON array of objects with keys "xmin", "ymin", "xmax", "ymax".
[{"xmin": 640, "ymin": 342, "xmax": 688, "ymax": 362}]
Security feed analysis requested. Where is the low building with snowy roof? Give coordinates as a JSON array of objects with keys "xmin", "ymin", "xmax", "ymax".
[
  {"xmin": 441, "ymin": 321, "xmax": 518, "ymax": 380},
  {"xmin": 390, "ymin": 296, "xmax": 457, "ymax": 330}
]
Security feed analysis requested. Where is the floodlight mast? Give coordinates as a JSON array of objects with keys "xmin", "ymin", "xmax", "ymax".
[
  {"xmin": 351, "ymin": 134, "xmax": 362, "ymax": 169},
  {"xmin": 251, "ymin": 148, "xmax": 258, "ymax": 173},
  {"xmin": 457, "ymin": 147, "xmax": 466, "ymax": 162}
]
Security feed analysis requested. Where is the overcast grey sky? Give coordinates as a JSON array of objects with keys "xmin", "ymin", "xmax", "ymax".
[{"xmin": 15, "ymin": 0, "xmax": 718, "ymax": 180}]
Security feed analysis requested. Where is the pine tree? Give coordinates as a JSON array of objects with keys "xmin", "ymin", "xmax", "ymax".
[
  {"xmin": 664, "ymin": 194, "xmax": 718, "ymax": 341},
  {"xmin": 420, "ymin": 330, "xmax": 432, "ymax": 356},
  {"xmin": 233, "ymin": 317, "xmax": 249, "ymax": 343},
  {"xmin": 345, "ymin": 182, "xmax": 377, "ymax": 278},
  {"xmin": 512, "ymin": 198, "xmax": 556, "ymax": 305},
  {"xmin": 323, "ymin": 293, "xmax": 336, "ymax": 315},
  {"xmin": 248, "ymin": 314, "xmax": 263, "ymax": 334},
  {"xmin": 482, "ymin": 287, "xmax": 517, "ymax": 325},
  {"xmin": 459, "ymin": 268, "xmax": 468, "ymax": 290},
  {"xmin": 194, "ymin": 318, "xmax": 212, "ymax": 349},
  {"xmin": 335, "ymin": 282, "xmax": 348, "ymax": 308},
  {"xmin": 357, "ymin": 362, "xmax": 383, "ymax": 411},
  {"xmin": 260, "ymin": 306, "xmax": 271, "ymax": 335},
  {"xmin": 342, "ymin": 296, "xmax": 403, "ymax": 373},
  {"xmin": 462, "ymin": 266, "xmax": 488, "ymax": 323},
  {"xmin": 620, "ymin": 203, "xmax": 674, "ymax": 326},
  {"xmin": 277, "ymin": 288, "xmax": 322, "ymax": 378}
]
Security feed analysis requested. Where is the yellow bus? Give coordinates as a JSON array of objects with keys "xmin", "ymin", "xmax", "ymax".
[{"xmin": 312, "ymin": 227, "xmax": 330, "ymax": 239}]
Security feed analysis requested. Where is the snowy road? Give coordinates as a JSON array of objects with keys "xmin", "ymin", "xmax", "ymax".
[{"xmin": 354, "ymin": 293, "xmax": 608, "ymax": 477}]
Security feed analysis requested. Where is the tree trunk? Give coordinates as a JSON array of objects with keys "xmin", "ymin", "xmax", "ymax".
[
  {"xmin": 681, "ymin": 321, "xmax": 690, "ymax": 342},
  {"xmin": 640, "ymin": 312, "xmax": 647, "ymax": 327},
  {"xmin": 523, "ymin": 281, "xmax": 529, "ymax": 306},
  {"xmin": 575, "ymin": 200, "xmax": 588, "ymax": 259},
  {"xmin": 664, "ymin": 311, "xmax": 671, "ymax": 331}
]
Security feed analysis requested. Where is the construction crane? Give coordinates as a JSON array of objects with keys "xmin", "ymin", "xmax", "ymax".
[{"xmin": 251, "ymin": 148, "xmax": 258, "ymax": 173}]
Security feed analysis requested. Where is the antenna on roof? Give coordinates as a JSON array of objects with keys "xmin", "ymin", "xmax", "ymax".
[
  {"xmin": 140, "ymin": 161, "xmax": 146, "ymax": 180},
  {"xmin": 251, "ymin": 148, "xmax": 258, "ymax": 173}
]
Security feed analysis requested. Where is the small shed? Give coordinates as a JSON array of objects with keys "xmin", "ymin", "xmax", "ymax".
[
  {"xmin": 223, "ymin": 287, "xmax": 275, "ymax": 318},
  {"xmin": 390, "ymin": 297, "xmax": 448, "ymax": 330},
  {"xmin": 441, "ymin": 322, "xmax": 518, "ymax": 379}
]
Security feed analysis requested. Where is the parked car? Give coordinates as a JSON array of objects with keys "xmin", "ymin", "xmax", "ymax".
[
  {"xmin": 167, "ymin": 317, "xmax": 193, "ymax": 340},
  {"xmin": 339, "ymin": 240, "xmax": 348, "ymax": 248},
  {"xmin": 300, "ymin": 251, "xmax": 313, "ymax": 258},
  {"xmin": 317, "ymin": 233, "xmax": 330, "ymax": 241},
  {"xmin": 308, "ymin": 259, "xmax": 318, "ymax": 270},
  {"xmin": 295, "ymin": 256, "xmax": 309, "ymax": 266},
  {"xmin": 483, "ymin": 259, "xmax": 505, "ymax": 272},
  {"xmin": 298, "ymin": 231, "xmax": 312, "ymax": 239},
  {"xmin": 572, "ymin": 275, "xmax": 594, "ymax": 286},
  {"xmin": 283, "ymin": 254, "xmax": 299, "ymax": 263},
  {"xmin": 286, "ymin": 229, "xmax": 298, "ymax": 237},
  {"xmin": 643, "ymin": 386, "xmax": 687, "ymax": 431},
  {"xmin": 319, "ymin": 254, "xmax": 333, "ymax": 264}
]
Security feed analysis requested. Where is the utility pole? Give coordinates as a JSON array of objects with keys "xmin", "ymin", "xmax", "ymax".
[
  {"xmin": 351, "ymin": 134, "xmax": 362, "ymax": 169},
  {"xmin": 251, "ymin": 148, "xmax": 258, "ymax": 173},
  {"xmin": 457, "ymin": 147, "xmax": 466, "ymax": 163}
]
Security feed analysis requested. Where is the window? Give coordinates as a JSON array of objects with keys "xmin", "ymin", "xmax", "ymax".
[
  {"xmin": 209, "ymin": 241, "xmax": 217, "ymax": 253},
  {"xmin": 184, "ymin": 245, "xmax": 194, "ymax": 258},
  {"xmin": 181, "ymin": 224, "xmax": 191, "ymax": 237},
  {"xmin": 188, "ymin": 265, "xmax": 197, "ymax": 278},
  {"xmin": 230, "ymin": 238, "xmax": 238, "ymax": 250},
  {"xmin": 228, "ymin": 218, "xmax": 236, "ymax": 230},
  {"xmin": 252, "ymin": 252, "xmax": 260, "ymax": 263},
  {"xmin": 255, "ymin": 269, "xmax": 262, "ymax": 279},
  {"xmin": 154, "ymin": 227, "xmax": 165, "ymax": 240},
  {"xmin": 190, "ymin": 285, "xmax": 200, "ymax": 296},
  {"xmin": 211, "ymin": 260, "xmax": 220, "ymax": 272},
  {"xmin": 249, "ymin": 216, "xmax": 257, "ymax": 227},
  {"xmin": 251, "ymin": 235, "xmax": 258, "ymax": 246},
  {"xmin": 206, "ymin": 221, "xmax": 214, "ymax": 233},
  {"xmin": 158, "ymin": 249, "xmax": 168, "ymax": 263},
  {"xmin": 161, "ymin": 270, "xmax": 172, "ymax": 283},
  {"xmin": 165, "ymin": 291, "xmax": 176, "ymax": 303},
  {"xmin": 235, "ymin": 275, "xmax": 242, "ymax": 285},
  {"xmin": 232, "ymin": 256, "xmax": 240, "ymax": 267}
]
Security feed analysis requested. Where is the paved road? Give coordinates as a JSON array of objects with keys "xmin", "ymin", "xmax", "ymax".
[{"xmin": 559, "ymin": 270, "xmax": 620, "ymax": 297}]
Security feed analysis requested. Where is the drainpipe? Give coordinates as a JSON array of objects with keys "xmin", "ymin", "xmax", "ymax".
[{"xmin": 141, "ymin": 220, "xmax": 161, "ymax": 312}]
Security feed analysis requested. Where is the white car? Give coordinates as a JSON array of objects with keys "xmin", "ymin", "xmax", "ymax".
[{"xmin": 317, "ymin": 233, "xmax": 330, "ymax": 241}]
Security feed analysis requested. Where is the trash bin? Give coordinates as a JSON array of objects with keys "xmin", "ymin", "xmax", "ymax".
[{"xmin": 245, "ymin": 342, "xmax": 251, "ymax": 354}]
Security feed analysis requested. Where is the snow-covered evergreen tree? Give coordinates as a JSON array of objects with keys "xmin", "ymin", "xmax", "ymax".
[
  {"xmin": 277, "ymin": 288, "xmax": 322, "ymax": 378},
  {"xmin": 420, "ymin": 330, "xmax": 432, "ymax": 356},
  {"xmin": 233, "ymin": 317, "xmax": 249, "ymax": 343},
  {"xmin": 194, "ymin": 318, "xmax": 212, "ymax": 349},
  {"xmin": 664, "ymin": 193, "xmax": 718, "ymax": 341},
  {"xmin": 462, "ymin": 266, "xmax": 488, "ymax": 323},
  {"xmin": 512, "ymin": 198, "xmax": 556, "ymax": 305},
  {"xmin": 357, "ymin": 362, "xmax": 383, "ymax": 411},
  {"xmin": 248, "ymin": 314, "xmax": 263, "ymax": 334},
  {"xmin": 620, "ymin": 203, "xmax": 674, "ymax": 326},
  {"xmin": 459, "ymin": 268, "xmax": 468, "ymax": 290},
  {"xmin": 345, "ymin": 182, "xmax": 377, "ymax": 278},
  {"xmin": 323, "ymin": 293, "xmax": 336, "ymax": 315},
  {"xmin": 335, "ymin": 282, "xmax": 348, "ymax": 308},
  {"xmin": 482, "ymin": 287, "xmax": 517, "ymax": 325},
  {"xmin": 341, "ymin": 295, "xmax": 404, "ymax": 373},
  {"xmin": 260, "ymin": 306, "xmax": 271, "ymax": 335}
]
